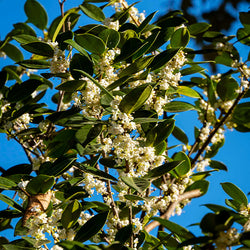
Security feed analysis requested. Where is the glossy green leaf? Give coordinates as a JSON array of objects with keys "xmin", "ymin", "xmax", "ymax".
[
  {"xmin": 26, "ymin": 175, "xmax": 55, "ymax": 195},
  {"xmin": 74, "ymin": 69, "xmax": 114, "ymax": 100},
  {"xmin": 119, "ymin": 56, "xmax": 154, "ymax": 78},
  {"xmin": 233, "ymin": 102, "xmax": 250, "ymax": 129},
  {"xmin": 75, "ymin": 163, "xmax": 118, "ymax": 182},
  {"xmin": 10, "ymin": 22, "xmax": 37, "ymax": 38},
  {"xmin": 70, "ymin": 53, "xmax": 94, "ymax": 80},
  {"xmin": 239, "ymin": 12, "xmax": 250, "ymax": 30},
  {"xmin": 13, "ymin": 34, "xmax": 38, "ymax": 44},
  {"xmin": 75, "ymin": 33, "xmax": 106, "ymax": 55},
  {"xmin": 217, "ymin": 77, "xmax": 239, "ymax": 101},
  {"xmin": 180, "ymin": 65, "xmax": 205, "ymax": 76},
  {"xmin": 1, "ymin": 43, "xmax": 23, "ymax": 62},
  {"xmin": 150, "ymin": 48, "xmax": 179, "ymax": 71},
  {"xmin": 17, "ymin": 59, "xmax": 51, "ymax": 69},
  {"xmin": 237, "ymin": 28, "xmax": 250, "ymax": 46},
  {"xmin": 221, "ymin": 182, "xmax": 248, "ymax": 207},
  {"xmin": 209, "ymin": 160, "xmax": 228, "ymax": 171},
  {"xmin": 74, "ymin": 211, "xmax": 109, "ymax": 242},
  {"xmin": 114, "ymin": 38, "xmax": 143, "ymax": 63},
  {"xmin": 119, "ymin": 84, "xmax": 152, "ymax": 114},
  {"xmin": 39, "ymin": 157, "xmax": 76, "ymax": 177},
  {"xmin": 144, "ymin": 161, "xmax": 183, "ymax": 179},
  {"xmin": 188, "ymin": 22, "xmax": 211, "ymax": 36},
  {"xmin": 7, "ymin": 79, "xmax": 43, "ymax": 103},
  {"xmin": 115, "ymin": 224, "xmax": 133, "ymax": 244},
  {"xmin": 136, "ymin": 11, "xmax": 157, "ymax": 34},
  {"xmin": 151, "ymin": 217, "xmax": 194, "ymax": 240},
  {"xmin": 99, "ymin": 29, "xmax": 120, "ymax": 49},
  {"xmin": 173, "ymin": 152, "xmax": 191, "ymax": 177},
  {"xmin": 172, "ymin": 126, "xmax": 188, "ymax": 144},
  {"xmin": 56, "ymin": 80, "xmax": 86, "ymax": 92},
  {"xmin": 61, "ymin": 200, "xmax": 82, "ymax": 229},
  {"xmin": 2, "ymin": 245, "xmax": 34, "ymax": 250},
  {"xmin": 80, "ymin": 2, "xmax": 105, "ymax": 22},
  {"xmin": 0, "ymin": 194, "xmax": 24, "ymax": 212},
  {"xmin": 171, "ymin": 27, "xmax": 190, "ymax": 48},
  {"xmin": 0, "ymin": 177, "xmax": 17, "ymax": 190},
  {"xmin": 185, "ymin": 180, "xmax": 209, "ymax": 195},
  {"xmin": 215, "ymin": 52, "xmax": 235, "ymax": 67},
  {"xmin": 121, "ymin": 176, "xmax": 150, "ymax": 193},
  {"xmin": 205, "ymin": 139, "xmax": 224, "ymax": 158},
  {"xmin": 64, "ymin": 39, "xmax": 89, "ymax": 57},
  {"xmin": 24, "ymin": 0, "xmax": 48, "ymax": 30},
  {"xmin": 164, "ymin": 101, "xmax": 197, "ymax": 112},
  {"xmin": 21, "ymin": 41, "xmax": 54, "ymax": 57},
  {"xmin": 52, "ymin": 8, "xmax": 79, "ymax": 42},
  {"xmin": 177, "ymin": 86, "xmax": 200, "ymax": 98}
]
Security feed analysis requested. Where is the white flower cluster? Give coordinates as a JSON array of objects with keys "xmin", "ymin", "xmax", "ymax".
[
  {"xmin": 214, "ymin": 228, "xmax": 239, "ymax": 250},
  {"xmin": 49, "ymin": 42, "xmax": 69, "ymax": 74},
  {"xmin": 25, "ymin": 207, "xmax": 75, "ymax": 247},
  {"xmin": 83, "ymin": 173, "xmax": 107, "ymax": 195}
]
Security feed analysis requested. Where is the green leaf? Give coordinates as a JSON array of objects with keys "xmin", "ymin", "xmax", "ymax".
[
  {"xmin": 221, "ymin": 182, "xmax": 248, "ymax": 207},
  {"xmin": 173, "ymin": 152, "xmax": 191, "ymax": 177},
  {"xmin": 74, "ymin": 69, "xmax": 114, "ymax": 100},
  {"xmin": 121, "ymin": 176, "xmax": 150, "ymax": 193},
  {"xmin": 74, "ymin": 211, "xmax": 109, "ymax": 242},
  {"xmin": 13, "ymin": 34, "xmax": 39, "ymax": 44},
  {"xmin": 136, "ymin": 11, "xmax": 157, "ymax": 34},
  {"xmin": 151, "ymin": 217, "xmax": 194, "ymax": 240},
  {"xmin": 115, "ymin": 224, "xmax": 133, "ymax": 244},
  {"xmin": 119, "ymin": 84, "xmax": 152, "ymax": 114},
  {"xmin": 177, "ymin": 86, "xmax": 200, "ymax": 98},
  {"xmin": 209, "ymin": 160, "xmax": 227, "ymax": 171},
  {"xmin": 26, "ymin": 175, "xmax": 55, "ymax": 195},
  {"xmin": 7, "ymin": 79, "xmax": 43, "ymax": 103},
  {"xmin": 1, "ymin": 43, "xmax": 23, "ymax": 62},
  {"xmin": 56, "ymin": 80, "xmax": 86, "ymax": 92},
  {"xmin": 0, "ymin": 193, "xmax": 24, "ymax": 212},
  {"xmin": 21, "ymin": 41, "xmax": 54, "ymax": 57},
  {"xmin": 0, "ymin": 177, "xmax": 17, "ymax": 190},
  {"xmin": 164, "ymin": 101, "xmax": 197, "ymax": 112},
  {"xmin": 180, "ymin": 65, "xmax": 205, "ymax": 76},
  {"xmin": 215, "ymin": 52, "xmax": 234, "ymax": 67},
  {"xmin": 185, "ymin": 180, "xmax": 209, "ymax": 195},
  {"xmin": 39, "ymin": 157, "xmax": 76, "ymax": 177},
  {"xmin": 17, "ymin": 59, "xmax": 51, "ymax": 69},
  {"xmin": 233, "ymin": 102, "xmax": 250, "ymax": 123},
  {"xmin": 239, "ymin": 12, "xmax": 250, "ymax": 30},
  {"xmin": 99, "ymin": 29, "xmax": 120, "ymax": 49},
  {"xmin": 51, "ymin": 8, "xmax": 80, "ymax": 42},
  {"xmin": 24, "ymin": 0, "xmax": 48, "ymax": 30},
  {"xmin": 150, "ymin": 48, "xmax": 179, "ymax": 71},
  {"xmin": 70, "ymin": 53, "xmax": 94, "ymax": 80},
  {"xmin": 144, "ymin": 161, "xmax": 183, "ymax": 179},
  {"xmin": 172, "ymin": 126, "xmax": 188, "ymax": 144},
  {"xmin": 64, "ymin": 39, "xmax": 89, "ymax": 57},
  {"xmin": 170, "ymin": 27, "xmax": 190, "ymax": 48},
  {"xmin": 119, "ymin": 56, "xmax": 154, "ymax": 78},
  {"xmin": 75, "ymin": 33, "xmax": 106, "ymax": 55},
  {"xmin": 2, "ymin": 245, "xmax": 34, "ymax": 250},
  {"xmin": 217, "ymin": 77, "xmax": 239, "ymax": 101},
  {"xmin": 80, "ymin": 3, "xmax": 105, "ymax": 22},
  {"xmin": 188, "ymin": 22, "xmax": 211, "ymax": 36},
  {"xmin": 75, "ymin": 163, "xmax": 118, "ymax": 182},
  {"xmin": 61, "ymin": 200, "xmax": 82, "ymax": 229},
  {"xmin": 237, "ymin": 28, "xmax": 250, "ymax": 46}
]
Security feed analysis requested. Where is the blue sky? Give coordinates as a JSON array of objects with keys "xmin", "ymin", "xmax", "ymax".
[{"xmin": 0, "ymin": 0, "xmax": 250, "ymax": 240}]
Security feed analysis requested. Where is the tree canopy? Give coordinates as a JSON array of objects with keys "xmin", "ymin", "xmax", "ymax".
[{"xmin": 0, "ymin": 0, "xmax": 250, "ymax": 249}]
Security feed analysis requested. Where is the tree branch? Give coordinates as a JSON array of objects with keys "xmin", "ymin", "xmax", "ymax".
[{"xmin": 144, "ymin": 189, "xmax": 202, "ymax": 232}]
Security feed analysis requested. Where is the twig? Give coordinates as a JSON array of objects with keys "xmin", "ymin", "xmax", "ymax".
[
  {"xmin": 191, "ymin": 79, "xmax": 249, "ymax": 167},
  {"xmin": 144, "ymin": 189, "xmax": 202, "ymax": 232}
]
